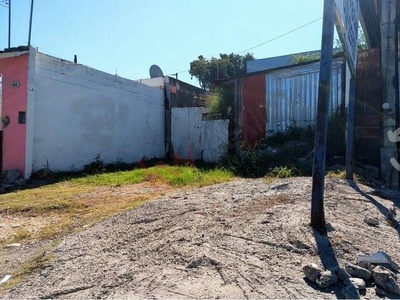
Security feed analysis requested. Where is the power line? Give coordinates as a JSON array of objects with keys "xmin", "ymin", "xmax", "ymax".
[
  {"xmin": 237, "ymin": 17, "xmax": 323, "ymax": 54},
  {"xmin": 167, "ymin": 16, "xmax": 323, "ymax": 77}
]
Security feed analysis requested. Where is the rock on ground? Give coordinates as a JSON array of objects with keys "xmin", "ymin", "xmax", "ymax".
[
  {"xmin": 316, "ymin": 270, "xmax": 338, "ymax": 288},
  {"xmin": 344, "ymin": 278, "xmax": 366, "ymax": 290},
  {"xmin": 363, "ymin": 216, "xmax": 379, "ymax": 226},
  {"xmin": 302, "ymin": 263, "xmax": 322, "ymax": 283},
  {"xmin": 345, "ymin": 263, "xmax": 372, "ymax": 280},
  {"xmin": 372, "ymin": 265, "xmax": 400, "ymax": 296},
  {"xmin": 357, "ymin": 261, "xmax": 371, "ymax": 270}
]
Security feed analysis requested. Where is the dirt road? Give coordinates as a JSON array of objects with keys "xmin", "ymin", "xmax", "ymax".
[{"xmin": 2, "ymin": 177, "xmax": 400, "ymax": 299}]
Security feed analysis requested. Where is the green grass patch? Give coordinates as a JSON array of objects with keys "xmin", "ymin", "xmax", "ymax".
[
  {"xmin": 69, "ymin": 166, "xmax": 234, "ymax": 187},
  {"xmin": 70, "ymin": 169, "xmax": 146, "ymax": 186},
  {"xmin": 0, "ymin": 166, "xmax": 234, "ymax": 247},
  {"xmin": 0, "ymin": 185, "xmax": 92, "ymax": 215}
]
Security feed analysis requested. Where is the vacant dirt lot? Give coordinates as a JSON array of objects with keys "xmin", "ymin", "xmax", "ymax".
[{"xmin": 2, "ymin": 177, "xmax": 400, "ymax": 299}]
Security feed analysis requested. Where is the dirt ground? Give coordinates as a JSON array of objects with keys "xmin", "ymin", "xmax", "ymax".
[{"xmin": 1, "ymin": 177, "xmax": 400, "ymax": 299}]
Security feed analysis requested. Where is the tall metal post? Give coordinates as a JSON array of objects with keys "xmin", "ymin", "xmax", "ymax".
[
  {"xmin": 8, "ymin": 0, "xmax": 11, "ymax": 48},
  {"xmin": 164, "ymin": 77, "xmax": 173, "ymax": 160},
  {"xmin": 380, "ymin": 0, "xmax": 398, "ymax": 188},
  {"xmin": 346, "ymin": 77, "xmax": 356, "ymax": 179},
  {"xmin": 28, "ymin": 0, "xmax": 34, "ymax": 47},
  {"xmin": 311, "ymin": 0, "xmax": 335, "ymax": 229}
]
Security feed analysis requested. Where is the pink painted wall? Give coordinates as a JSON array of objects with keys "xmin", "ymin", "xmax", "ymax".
[{"xmin": 0, "ymin": 53, "xmax": 29, "ymax": 176}]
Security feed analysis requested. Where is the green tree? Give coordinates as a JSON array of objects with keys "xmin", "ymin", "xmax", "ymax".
[
  {"xmin": 334, "ymin": 26, "xmax": 368, "ymax": 51},
  {"xmin": 189, "ymin": 53, "xmax": 255, "ymax": 90}
]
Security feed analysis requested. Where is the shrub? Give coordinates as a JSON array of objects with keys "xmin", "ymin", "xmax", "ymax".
[
  {"xmin": 219, "ymin": 107, "xmax": 346, "ymax": 178},
  {"xmin": 267, "ymin": 166, "xmax": 300, "ymax": 178},
  {"xmin": 205, "ymin": 86, "xmax": 234, "ymax": 115}
]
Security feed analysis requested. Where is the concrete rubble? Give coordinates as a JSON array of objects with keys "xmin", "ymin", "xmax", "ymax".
[
  {"xmin": 303, "ymin": 252, "xmax": 400, "ymax": 298},
  {"xmin": 372, "ymin": 265, "xmax": 400, "ymax": 296}
]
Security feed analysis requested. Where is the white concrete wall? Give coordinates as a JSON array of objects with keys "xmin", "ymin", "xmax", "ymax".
[
  {"xmin": 201, "ymin": 119, "xmax": 229, "ymax": 163},
  {"xmin": 171, "ymin": 107, "xmax": 228, "ymax": 163},
  {"xmin": 28, "ymin": 51, "xmax": 165, "ymax": 174},
  {"xmin": 25, "ymin": 48, "xmax": 37, "ymax": 178},
  {"xmin": 136, "ymin": 77, "xmax": 164, "ymax": 89}
]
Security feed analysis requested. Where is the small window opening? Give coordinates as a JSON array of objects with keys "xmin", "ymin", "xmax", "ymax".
[{"xmin": 18, "ymin": 111, "xmax": 26, "ymax": 124}]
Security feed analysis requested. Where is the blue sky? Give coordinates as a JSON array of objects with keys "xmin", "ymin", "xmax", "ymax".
[{"xmin": 0, "ymin": 0, "xmax": 326, "ymax": 86}]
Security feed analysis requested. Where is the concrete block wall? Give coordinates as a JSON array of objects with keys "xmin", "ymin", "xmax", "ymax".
[{"xmin": 27, "ymin": 51, "xmax": 165, "ymax": 175}]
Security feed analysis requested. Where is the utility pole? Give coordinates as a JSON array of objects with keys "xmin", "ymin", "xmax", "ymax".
[
  {"xmin": 8, "ymin": 0, "xmax": 11, "ymax": 48},
  {"xmin": 311, "ymin": 0, "xmax": 335, "ymax": 230},
  {"xmin": 28, "ymin": 0, "xmax": 34, "ymax": 47}
]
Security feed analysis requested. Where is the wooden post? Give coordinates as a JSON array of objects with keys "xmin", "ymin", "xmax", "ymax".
[
  {"xmin": 346, "ymin": 76, "xmax": 356, "ymax": 179},
  {"xmin": 311, "ymin": 0, "xmax": 335, "ymax": 230}
]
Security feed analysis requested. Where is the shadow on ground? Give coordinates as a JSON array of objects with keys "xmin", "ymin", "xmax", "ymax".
[
  {"xmin": 347, "ymin": 179, "xmax": 400, "ymax": 239},
  {"xmin": 308, "ymin": 226, "xmax": 345, "ymax": 299}
]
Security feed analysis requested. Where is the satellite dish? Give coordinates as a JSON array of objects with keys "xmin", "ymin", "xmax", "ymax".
[{"xmin": 149, "ymin": 64, "xmax": 164, "ymax": 78}]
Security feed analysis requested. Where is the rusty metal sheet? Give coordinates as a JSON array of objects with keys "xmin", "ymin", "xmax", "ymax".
[{"xmin": 242, "ymin": 74, "xmax": 266, "ymax": 146}]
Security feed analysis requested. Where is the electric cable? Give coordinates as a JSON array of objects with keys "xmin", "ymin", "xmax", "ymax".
[{"xmin": 167, "ymin": 16, "xmax": 323, "ymax": 77}]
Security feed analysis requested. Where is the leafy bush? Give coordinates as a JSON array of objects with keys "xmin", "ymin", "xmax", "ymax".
[
  {"xmin": 219, "ymin": 107, "xmax": 347, "ymax": 178},
  {"xmin": 206, "ymin": 86, "xmax": 234, "ymax": 115},
  {"xmin": 267, "ymin": 166, "xmax": 300, "ymax": 178}
]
